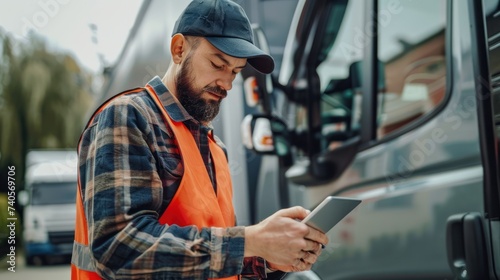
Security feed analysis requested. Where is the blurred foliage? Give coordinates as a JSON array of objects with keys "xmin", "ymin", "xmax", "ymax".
[
  {"xmin": 0, "ymin": 31, "xmax": 95, "ymax": 193},
  {"xmin": 0, "ymin": 193, "xmax": 20, "ymax": 257}
]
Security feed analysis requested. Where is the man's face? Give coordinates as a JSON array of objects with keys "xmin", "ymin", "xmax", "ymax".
[{"xmin": 175, "ymin": 38, "xmax": 247, "ymax": 123}]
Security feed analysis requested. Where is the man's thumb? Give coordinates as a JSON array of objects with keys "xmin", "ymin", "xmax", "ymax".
[{"xmin": 277, "ymin": 206, "xmax": 310, "ymax": 219}]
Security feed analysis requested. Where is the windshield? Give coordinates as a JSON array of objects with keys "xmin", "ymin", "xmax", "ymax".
[{"xmin": 31, "ymin": 182, "xmax": 77, "ymax": 205}]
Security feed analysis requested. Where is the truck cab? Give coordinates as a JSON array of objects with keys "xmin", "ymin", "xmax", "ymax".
[
  {"xmin": 19, "ymin": 150, "xmax": 77, "ymax": 265},
  {"xmin": 243, "ymin": 0, "xmax": 500, "ymax": 278}
]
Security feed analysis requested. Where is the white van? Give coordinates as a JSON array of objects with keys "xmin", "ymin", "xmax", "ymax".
[{"xmin": 19, "ymin": 150, "xmax": 77, "ymax": 265}]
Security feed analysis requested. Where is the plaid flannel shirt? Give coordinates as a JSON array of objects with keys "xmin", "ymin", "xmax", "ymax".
[{"xmin": 78, "ymin": 76, "xmax": 282, "ymax": 279}]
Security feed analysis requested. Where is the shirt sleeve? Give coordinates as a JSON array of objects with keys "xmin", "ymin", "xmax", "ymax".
[{"xmin": 80, "ymin": 96, "xmax": 246, "ymax": 279}]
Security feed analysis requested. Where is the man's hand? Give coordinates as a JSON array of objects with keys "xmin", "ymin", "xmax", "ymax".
[{"xmin": 244, "ymin": 206, "xmax": 329, "ymax": 272}]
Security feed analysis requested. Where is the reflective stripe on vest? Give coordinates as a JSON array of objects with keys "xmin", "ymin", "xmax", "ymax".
[
  {"xmin": 72, "ymin": 241, "xmax": 96, "ymax": 272},
  {"xmin": 72, "ymin": 87, "xmax": 239, "ymax": 280}
]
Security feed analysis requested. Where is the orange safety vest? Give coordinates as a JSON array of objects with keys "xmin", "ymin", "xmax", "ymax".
[{"xmin": 71, "ymin": 86, "xmax": 238, "ymax": 280}]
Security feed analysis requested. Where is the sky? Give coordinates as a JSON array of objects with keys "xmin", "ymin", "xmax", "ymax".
[{"xmin": 0, "ymin": 0, "xmax": 144, "ymax": 73}]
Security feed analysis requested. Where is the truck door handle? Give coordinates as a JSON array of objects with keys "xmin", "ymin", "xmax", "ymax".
[{"xmin": 446, "ymin": 212, "xmax": 489, "ymax": 280}]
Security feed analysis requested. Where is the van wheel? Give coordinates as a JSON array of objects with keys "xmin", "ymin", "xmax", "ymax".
[{"xmin": 26, "ymin": 256, "xmax": 44, "ymax": 266}]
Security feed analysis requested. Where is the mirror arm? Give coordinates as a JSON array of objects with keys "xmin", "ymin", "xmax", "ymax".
[
  {"xmin": 286, "ymin": 137, "xmax": 361, "ymax": 186},
  {"xmin": 258, "ymin": 74, "xmax": 273, "ymax": 115},
  {"xmin": 277, "ymin": 81, "xmax": 311, "ymax": 107}
]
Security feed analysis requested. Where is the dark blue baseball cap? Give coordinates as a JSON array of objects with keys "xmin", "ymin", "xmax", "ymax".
[{"xmin": 172, "ymin": 0, "xmax": 275, "ymax": 74}]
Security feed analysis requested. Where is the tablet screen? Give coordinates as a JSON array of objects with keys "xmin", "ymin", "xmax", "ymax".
[{"xmin": 301, "ymin": 196, "xmax": 362, "ymax": 233}]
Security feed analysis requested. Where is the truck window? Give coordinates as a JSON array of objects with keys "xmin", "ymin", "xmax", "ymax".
[
  {"xmin": 31, "ymin": 182, "xmax": 77, "ymax": 205},
  {"xmin": 315, "ymin": 0, "xmax": 365, "ymax": 149},
  {"xmin": 315, "ymin": 0, "xmax": 447, "ymax": 148},
  {"xmin": 377, "ymin": 0, "xmax": 447, "ymax": 138}
]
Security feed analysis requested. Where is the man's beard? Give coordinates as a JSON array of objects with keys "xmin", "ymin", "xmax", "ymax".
[{"xmin": 175, "ymin": 56, "xmax": 227, "ymax": 123}]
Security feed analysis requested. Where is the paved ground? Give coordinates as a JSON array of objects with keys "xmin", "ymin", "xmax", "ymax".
[
  {"xmin": 0, "ymin": 253, "xmax": 70, "ymax": 279},
  {"xmin": 0, "ymin": 264, "xmax": 70, "ymax": 279}
]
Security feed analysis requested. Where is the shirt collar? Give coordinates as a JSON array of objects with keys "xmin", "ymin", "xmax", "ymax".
[{"xmin": 146, "ymin": 76, "xmax": 193, "ymax": 123}]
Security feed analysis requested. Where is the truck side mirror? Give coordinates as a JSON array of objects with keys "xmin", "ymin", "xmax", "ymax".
[
  {"xmin": 241, "ymin": 114, "xmax": 290, "ymax": 156},
  {"xmin": 322, "ymin": 60, "xmax": 386, "ymax": 143}
]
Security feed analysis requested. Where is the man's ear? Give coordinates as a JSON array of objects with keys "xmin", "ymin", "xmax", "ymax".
[{"xmin": 170, "ymin": 33, "xmax": 186, "ymax": 64}]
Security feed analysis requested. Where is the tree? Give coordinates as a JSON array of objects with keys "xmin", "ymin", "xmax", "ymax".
[{"xmin": 0, "ymin": 31, "xmax": 94, "ymax": 193}]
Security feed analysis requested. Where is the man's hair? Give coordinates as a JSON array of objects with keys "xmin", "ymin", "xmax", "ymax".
[{"xmin": 184, "ymin": 36, "xmax": 201, "ymax": 51}]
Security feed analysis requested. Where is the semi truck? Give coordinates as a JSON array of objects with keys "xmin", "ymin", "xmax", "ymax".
[
  {"xmin": 242, "ymin": 0, "xmax": 500, "ymax": 279},
  {"xmin": 19, "ymin": 150, "xmax": 77, "ymax": 265}
]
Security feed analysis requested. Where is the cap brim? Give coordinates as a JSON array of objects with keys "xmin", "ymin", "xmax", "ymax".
[{"xmin": 206, "ymin": 37, "xmax": 275, "ymax": 74}]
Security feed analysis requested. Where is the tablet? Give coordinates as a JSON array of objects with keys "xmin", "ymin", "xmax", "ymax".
[{"xmin": 301, "ymin": 196, "xmax": 362, "ymax": 233}]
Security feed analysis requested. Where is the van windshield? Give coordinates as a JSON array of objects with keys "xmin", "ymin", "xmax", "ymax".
[{"xmin": 31, "ymin": 182, "xmax": 77, "ymax": 205}]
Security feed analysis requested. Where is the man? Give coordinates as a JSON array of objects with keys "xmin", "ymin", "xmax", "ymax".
[{"xmin": 71, "ymin": 0, "xmax": 328, "ymax": 279}]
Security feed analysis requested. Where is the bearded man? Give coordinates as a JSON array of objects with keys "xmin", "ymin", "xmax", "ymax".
[{"xmin": 71, "ymin": 1, "xmax": 327, "ymax": 279}]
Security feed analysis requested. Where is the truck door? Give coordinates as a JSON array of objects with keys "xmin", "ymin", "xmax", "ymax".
[
  {"xmin": 244, "ymin": 0, "xmax": 498, "ymax": 277},
  {"xmin": 272, "ymin": 0, "xmax": 486, "ymax": 279},
  {"xmin": 446, "ymin": 0, "xmax": 500, "ymax": 279}
]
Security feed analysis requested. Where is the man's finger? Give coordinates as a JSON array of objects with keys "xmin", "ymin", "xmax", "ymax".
[
  {"xmin": 276, "ymin": 206, "xmax": 309, "ymax": 220},
  {"xmin": 303, "ymin": 239, "xmax": 321, "ymax": 252},
  {"xmin": 301, "ymin": 251, "xmax": 318, "ymax": 264},
  {"xmin": 305, "ymin": 227, "xmax": 329, "ymax": 245}
]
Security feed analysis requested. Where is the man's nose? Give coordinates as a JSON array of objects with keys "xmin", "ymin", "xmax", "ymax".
[{"xmin": 216, "ymin": 75, "xmax": 234, "ymax": 91}]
